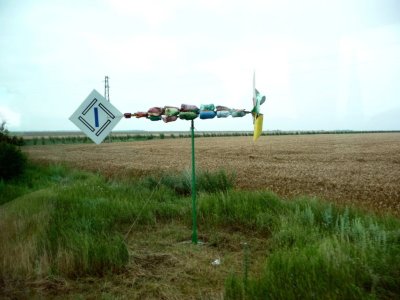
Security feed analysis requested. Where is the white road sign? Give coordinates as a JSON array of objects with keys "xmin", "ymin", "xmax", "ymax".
[{"xmin": 69, "ymin": 89, "xmax": 123, "ymax": 144}]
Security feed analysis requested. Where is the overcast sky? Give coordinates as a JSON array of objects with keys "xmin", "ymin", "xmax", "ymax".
[{"xmin": 1, "ymin": 0, "xmax": 399, "ymax": 133}]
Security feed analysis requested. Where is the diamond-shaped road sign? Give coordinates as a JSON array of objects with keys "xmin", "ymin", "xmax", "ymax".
[{"xmin": 69, "ymin": 89, "xmax": 123, "ymax": 144}]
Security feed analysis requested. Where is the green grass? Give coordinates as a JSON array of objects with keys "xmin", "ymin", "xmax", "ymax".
[{"xmin": 1, "ymin": 163, "xmax": 399, "ymax": 298}]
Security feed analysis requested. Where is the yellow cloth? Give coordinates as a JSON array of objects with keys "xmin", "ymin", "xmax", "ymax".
[{"xmin": 253, "ymin": 114, "xmax": 263, "ymax": 142}]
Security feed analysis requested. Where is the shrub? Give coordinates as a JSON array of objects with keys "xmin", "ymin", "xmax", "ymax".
[
  {"xmin": 0, "ymin": 122, "xmax": 24, "ymax": 146},
  {"xmin": 0, "ymin": 142, "xmax": 27, "ymax": 181}
]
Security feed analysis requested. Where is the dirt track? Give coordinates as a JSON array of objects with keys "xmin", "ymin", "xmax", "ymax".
[{"xmin": 24, "ymin": 133, "xmax": 400, "ymax": 215}]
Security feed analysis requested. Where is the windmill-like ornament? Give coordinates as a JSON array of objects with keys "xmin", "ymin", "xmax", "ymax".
[
  {"xmin": 123, "ymin": 72, "xmax": 266, "ymax": 142},
  {"xmin": 70, "ymin": 74, "xmax": 266, "ymax": 244}
]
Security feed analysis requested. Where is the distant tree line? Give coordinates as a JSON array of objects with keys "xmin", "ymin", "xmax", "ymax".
[{"xmin": 14, "ymin": 129, "xmax": 400, "ymax": 146}]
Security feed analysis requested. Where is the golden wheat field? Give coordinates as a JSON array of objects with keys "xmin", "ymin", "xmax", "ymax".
[{"xmin": 24, "ymin": 133, "xmax": 400, "ymax": 215}]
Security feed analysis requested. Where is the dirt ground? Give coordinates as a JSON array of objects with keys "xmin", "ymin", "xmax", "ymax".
[{"xmin": 24, "ymin": 133, "xmax": 400, "ymax": 215}]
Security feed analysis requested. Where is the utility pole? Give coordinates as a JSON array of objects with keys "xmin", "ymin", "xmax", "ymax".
[
  {"xmin": 104, "ymin": 76, "xmax": 112, "ymax": 142},
  {"xmin": 104, "ymin": 76, "xmax": 110, "ymax": 102}
]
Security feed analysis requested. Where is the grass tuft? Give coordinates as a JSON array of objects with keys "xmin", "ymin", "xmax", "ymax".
[{"xmin": 143, "ymin": 169, "xmax": 235, "ymax": 196}]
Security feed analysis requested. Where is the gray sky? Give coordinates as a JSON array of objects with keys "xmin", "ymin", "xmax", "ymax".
[{"xmin": 1, "ymin": 0, "xmax": 399, "ymax": 132}]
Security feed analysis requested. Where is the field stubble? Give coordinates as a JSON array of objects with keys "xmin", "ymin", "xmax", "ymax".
[{"xmin": 24, "ymin": 133, "xmax": 400, "ymax": 215}]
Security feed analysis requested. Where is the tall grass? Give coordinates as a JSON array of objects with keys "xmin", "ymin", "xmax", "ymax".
[
  {"xmin": 1, "ymin": 163, "xmax": 399, "ymax": 298},
  {"xmin": 218, "ymin": 196, "xmax": 400, "ymax": 299}
]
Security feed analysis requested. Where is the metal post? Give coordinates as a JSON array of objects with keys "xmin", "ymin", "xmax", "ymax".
[{"xmin": 191, "ymin": 120, "xmax": 198, "ymax": 244}]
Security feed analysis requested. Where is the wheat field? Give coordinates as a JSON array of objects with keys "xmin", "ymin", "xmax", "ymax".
[{"xmin": 24, "ymin": 133, "xmax": 400, "ymax": 215}]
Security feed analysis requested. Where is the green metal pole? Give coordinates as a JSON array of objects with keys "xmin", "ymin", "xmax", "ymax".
[{"xmin": 191, "ymin": 120, "xmax": 198, "ymax": 244}]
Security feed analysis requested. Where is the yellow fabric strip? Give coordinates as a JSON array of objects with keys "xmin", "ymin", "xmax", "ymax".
[{"xmin": 253, "ymin": 114, "xmax": 263, "ymax": 142}]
